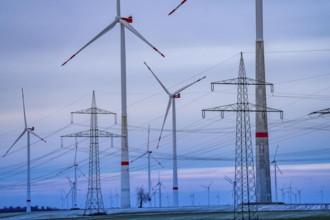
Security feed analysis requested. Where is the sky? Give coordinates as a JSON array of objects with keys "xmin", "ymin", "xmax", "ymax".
[{"xmin": 0, "ymin": 0, "xmax": 330, "ymax": 209}]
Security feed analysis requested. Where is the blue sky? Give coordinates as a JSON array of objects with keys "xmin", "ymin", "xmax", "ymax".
[{"xmin": 0, "ymin": 0, "xmax": 330, "ymax": 208}]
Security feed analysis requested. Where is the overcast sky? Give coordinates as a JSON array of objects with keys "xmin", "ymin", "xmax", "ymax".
[{"xmin": 0, "ymin": 0, "xmax": 330, "ymax": 208}]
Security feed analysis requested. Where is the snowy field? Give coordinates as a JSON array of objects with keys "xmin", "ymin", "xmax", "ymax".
[{"xmin": 1, "ymin": 204, "xmax": 330, "ymax": 220}]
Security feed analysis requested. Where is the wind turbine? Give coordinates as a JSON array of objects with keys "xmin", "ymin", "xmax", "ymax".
[
  {"xmin": 62, "ymin": 0, "xmax": 164, "ymax": 209},
  {"xmin": 296, "ymin": 188, "xmax": 303, "ymax": 204},
  {"xmin": 153, "ymin": 172, "xmax": 166, "ymax": 207},
  {"xmin": 63, "ymin": 137, "xmax": 79, "ymax": 210},
  {"xmin": 224, "ymin": 175, "xmax": 236, "ymax": 203},
  {"xmin": 201, "ymin": 181, "xmax": 213, "ymax": 206},
  {"xmin": 2, "ymin": 88, "xmax": 46, "ymax": 213},
  {"xmin": 288, "ymin": 180, "xmax": 293, "ymax": 204},
  {"xmin": 216, "ymin": 193, "xmax": 220, "ymax": 206},
  {"xmin": 144, "ymin": 61, "xmax": 206, "ymax": 207},
  {"xmin": 64, "ymin": 176, "xmax": 76, "ymax": 209},
  {"xmin": 168, "ymin": 0, "xmax": 188, "ymax": 15},
  {"xmin": 190, "ymin": 193, "xmax": 195, "ymax": 206},
  {"xmin": 130, "ymin": 125, "xmax": 164, "ymax": 207},
  {"xmin": 271, "ymin": 145, "xmax": 282, "ymax": 202},
  {"xmin": 279, "ymin": 185, "xmax": 286, "ymax": 203},
  {"xmin": 318, "ymin": 186, "xmax": 324, "ymax": 203}
]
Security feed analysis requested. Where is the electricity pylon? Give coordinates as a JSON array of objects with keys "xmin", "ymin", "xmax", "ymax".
[
  {"xmin": 202, "ymin": 53, "xmax": 282, "ymax": 219},
  {"xmin": 62, "ymin": 91, "xmax": 120, "ymax": 215}
]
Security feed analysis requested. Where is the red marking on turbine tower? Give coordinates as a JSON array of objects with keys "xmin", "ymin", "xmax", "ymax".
[
  {"xmin": 121, "ymin": 161, "xmax": 129, "ymax": 166},
  {"xmin": 256, "ymin": 132, "xmax": 268, "ymax": 138}
]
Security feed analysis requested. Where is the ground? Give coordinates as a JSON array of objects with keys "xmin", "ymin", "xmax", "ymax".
[{"xmin": 1, "ymin": 204, "xmax": 330, "ymax": 220}]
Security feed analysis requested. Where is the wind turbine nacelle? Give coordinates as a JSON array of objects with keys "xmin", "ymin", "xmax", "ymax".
[
  {"xmin": 173, "ymin": 93, "xmax": 181, "ymax": 98},
  {"xmin": 122, "ymin": 16, "xmax": 133, "ymax": 23}
]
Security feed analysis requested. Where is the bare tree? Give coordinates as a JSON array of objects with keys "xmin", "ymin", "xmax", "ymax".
[{"xmin": 136, "ymin": 186, "xmax": 151, "ymax": 208}]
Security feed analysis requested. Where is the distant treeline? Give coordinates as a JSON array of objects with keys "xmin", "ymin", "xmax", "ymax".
[{"xmin": 0, "ymin": 206, "xmax": 60, "ymax": 213}]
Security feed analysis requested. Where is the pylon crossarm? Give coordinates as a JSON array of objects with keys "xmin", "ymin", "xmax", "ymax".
[
  {"xmin": 98, "ymin": 130, "xmax": 121, "ymax": 138},
  {"xmin": 249, "ymin": 103, "xmax": 284, "ymax": 119},
  {"xmin": 71, "ymin": 107, "xmax": 117, "ymax": 124},
  {"xmin": 211, "ymin": 78, "xmax": 274, "ymax": 93},
  {"xmin": 202, "ymin": 103, "xmax": 283, "ymax": 119},
  {"xmin": 61, "ymin": 130, "xmax": 91, "ymax": 138},
  {"xmin": 202, "ymin": 103, "xmax": 238, "ymax": 119},
  {"xmin": 62, "ymin": 130, "xmax": 120, "ymax": 138},
  {"xmin": 309, "ymin": 107, "xmax": 330, "ymax": 116},
  {"xmin": 130, "ymin": 151, "xmax": 148, "ymax": 163}
]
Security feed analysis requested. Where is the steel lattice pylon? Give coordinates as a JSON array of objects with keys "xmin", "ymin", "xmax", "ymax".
[
  {"xmin": 62, "ymin": 91, "xmax": 120, "ymax": 215},
  {"xmin": 202, "ymin": 53, "xmax": 282, "ymax": 219},
  {"xmin": 233, "ymin": 53, "xmax": 257, "ymax": 219}
]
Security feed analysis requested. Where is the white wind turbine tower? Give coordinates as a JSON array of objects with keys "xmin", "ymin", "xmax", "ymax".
[
  {"xmin": 144, "ymin": 62, "xmax": 206, "ymax": 207},
  {"xmin": 271, "ymin": 145, "xmax": 282, "ymax": 202},
  {"xmin": 3, "ymin": 88, "xmax": 46, "ymax": 213},
  {"xmin": 62, "ymin": 0, "xmax": 164, "ymax": 208},
  {"xmin": 130, "ymin": 125, "xmax": 164, "ymax": 207},
  {"xmin": 201, "ymin": 181, "xmax": 213, "ymax": 206}
]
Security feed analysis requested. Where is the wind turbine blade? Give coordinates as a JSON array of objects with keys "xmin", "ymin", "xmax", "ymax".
[
  {"xmin": 3, "ymin": 130, "xmax": 26, "ymax": 157},
  {"xmin": 147, "ymin": 125, "xmax": 150, "ymax": 152},
  {"xmin": 168, "ymin": 0, "xmax": 187, "ymax": 16},
  {"xmin": 28, "ymin": 130, "xmax": 47, "ymax": 143},
  {"xmin": 174, "ymin": 76, "xmax": 206, "ymax": 95},
  {"xmin": 151, "ymin": 156, "xmax": 164, "ymax": 168},
  {"xmin": 130, "ymin": 152, "xmax": 148, "ymax": 163},
  {"xmin": 273, "ymin": 145, "xmax": 279, "ymax": 161},
  {"xmin": 77, "ymin": 167, "xmax": 88, "ymax": 179},
  {"xmin": 21, "ymin": 88, "xmax": 27, "ymax": 128},
  {"xmin": 144, "ymin": 62, "xmax": 170, "ymax": 95},
  {"xmin": 224, "ymin": 175, "xmax": 234, "ymax": 184},
  {"xmin": 120, "ymin": 19, "xmax": 165, "ymax": 57},
  {"xmin": 74, "ymin": 137, "xmax": 78, "ymax": 165},
  {"xmin": 65, "ymin": 176, "xmax": 73, "ymax": 184},
  {"xmin": 276, "ymin": 164, "xmax": 283, "ymax": 175},
  {"xmin": 61, "ymin": 19, "xmax": 119, "ymax": 66},
  {"xmin": 57, "ymin": 165, "xmax": 75, "ymax": 175},
  {"xmin": 157, "ymin": 98, "xmax": 172, "ymax": 148},
  {"xmin": 65, "ymin": 188, "xmax": 73, "ymax": 199}
]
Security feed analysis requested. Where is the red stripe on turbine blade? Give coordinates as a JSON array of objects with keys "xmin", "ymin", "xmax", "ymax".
[
  {"xmin": 169, "ymin": 0, "xmax": 187, "ymax": 15},
  {"xmin": 153, "ymin": 47, "xmax": 165, "ymax": 58},
  {"xmin": 61, "ymin": 54, "xmax": 76, "ymax": 66},
  {"xmin": 168, "ymin": 9, "xmax": 176, "ymax": 16},
  {"xmin": 173, "ymin": 187, "xmax": 178, "ymax": 190},
  {"xmin": 256, "ymin": 132, "xmax": 268, "ymax": 138},
  {"xmin": 121, "ymin": 161, "xmax": 129, "ymax": 166}
]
